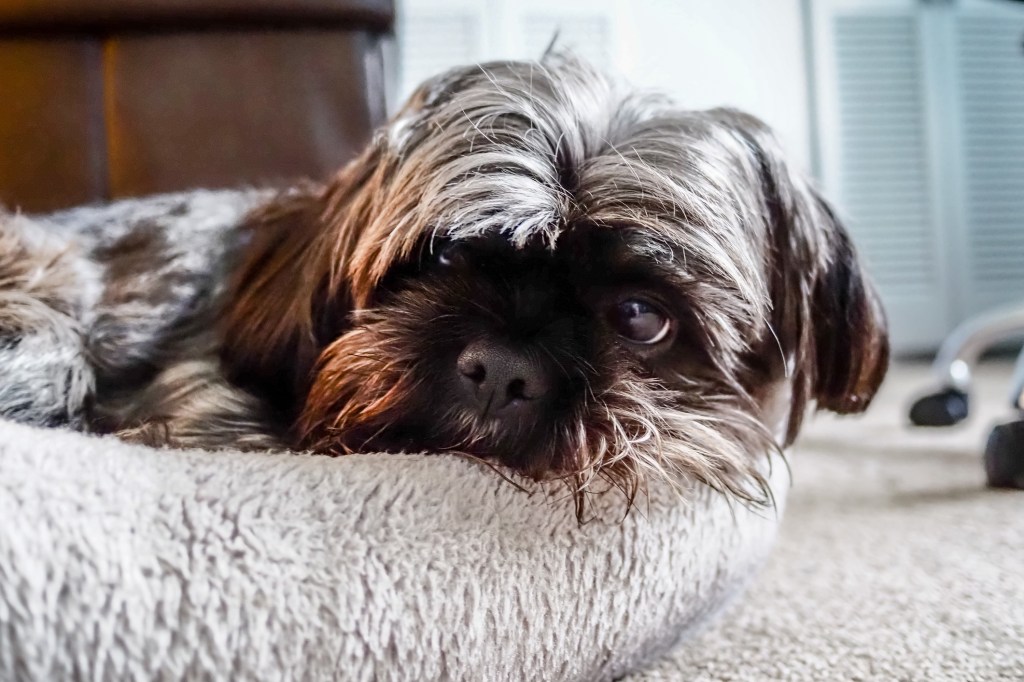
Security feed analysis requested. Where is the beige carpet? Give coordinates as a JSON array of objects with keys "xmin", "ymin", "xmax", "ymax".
[{"xmin": 631, "ymin": 362, "xmax": 1024, "ymax": 681}]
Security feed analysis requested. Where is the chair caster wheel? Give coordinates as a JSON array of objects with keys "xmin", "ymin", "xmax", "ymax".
[
  {"xmin": 909, "ymin": 387, "xmax": 970, "ymax": 427},
  {"xmin": 984, "ymin": 420, "xmax": 1024, "ymax": 489}
]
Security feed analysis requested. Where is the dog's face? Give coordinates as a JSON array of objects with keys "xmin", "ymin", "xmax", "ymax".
[
  {"xmin": 305, "ymin": 229, "xmax": 742, "ymax": 481},
  {"xmin": 223, "ymin": 57, "xmax": 889, "ymax": 511}
]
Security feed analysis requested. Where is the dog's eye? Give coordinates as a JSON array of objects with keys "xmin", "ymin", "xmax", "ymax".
[
  {"xmin": 607, "ymin": 298, "xmax": 672, "ymax": 345},
  {"xmin": 436, "ymin": 242, "xmax": 468, "ymax": 268}
]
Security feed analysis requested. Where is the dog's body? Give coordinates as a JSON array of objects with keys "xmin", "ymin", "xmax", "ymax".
[
  {"xmin": 0, "ymin": 57, "xmax": 889, "ymax": 514},
  {"xmin": 0, "ymin": 189, "xmax": 285, "ymax": 448}
]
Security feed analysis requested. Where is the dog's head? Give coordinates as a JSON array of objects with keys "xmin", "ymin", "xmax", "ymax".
[{"xmin": 223, "ymin": 56, "xmax": 888, "ymax": 513}]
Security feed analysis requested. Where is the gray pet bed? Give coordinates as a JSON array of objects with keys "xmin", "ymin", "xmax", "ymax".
[{"xmin": 0, "ymin": 419, "xmax": 786, "ymax": 680}]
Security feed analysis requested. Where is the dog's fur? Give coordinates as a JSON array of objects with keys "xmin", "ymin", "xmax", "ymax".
[{"xmin": 0, "ymin": 57, "xmax": 888, "ymax": 515}]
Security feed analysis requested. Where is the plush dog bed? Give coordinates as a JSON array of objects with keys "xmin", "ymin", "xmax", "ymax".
[{"xmin": 0, "ymin": 419, "xmax": 786, "ymax": 681}]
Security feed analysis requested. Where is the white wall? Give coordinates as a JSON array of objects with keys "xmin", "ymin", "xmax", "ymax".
[
  {"xmin": 617, "ymin": 0, "xmax": 812, "ymax": 171},
  {"xmin": 396, "ymin": 0, "xmax": 813, "ymax": 171}
]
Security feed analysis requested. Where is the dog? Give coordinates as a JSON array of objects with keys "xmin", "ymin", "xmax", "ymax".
[{"xmin": 0, "ymin": 56, "xmax": 888, "ymax": 515}]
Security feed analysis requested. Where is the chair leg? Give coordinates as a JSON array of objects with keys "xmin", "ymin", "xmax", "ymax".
[
  {"xmin": 984, "ymin": 415, "xmax": 1024, "ymax": 490},
  {"xmin": 930, "ymin": 302, "xmax": 1024, "ymax": 394},
  {"xmin": 909, "ymin": 302, "xmax": 1024, "ymax": 427},
  {"xmin": 1008, "ymin": 344, "xmax": 1024, "ymax": 412}
]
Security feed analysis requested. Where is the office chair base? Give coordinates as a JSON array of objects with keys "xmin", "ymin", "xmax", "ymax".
[
  {"xmin": 909, "ymin": 387, "xmax": 970, "ymax": 427},
  {"xmin": 984, "ymin": 419, "xmax": 1024, "ymax": 489}
]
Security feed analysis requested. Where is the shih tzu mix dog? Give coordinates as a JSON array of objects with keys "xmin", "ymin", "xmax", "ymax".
[{"xmin": 0, "ymin": 56, "xmax": 888, "ymax": 515}]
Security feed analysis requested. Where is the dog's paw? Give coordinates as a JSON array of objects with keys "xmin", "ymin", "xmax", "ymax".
[
  {"xmin": 0, "ymin": 306, "xmax": 94, "ymax": 428},
  {"xmin": 0, "ymin": 220, "xmax": 94, "ymax": 428}
]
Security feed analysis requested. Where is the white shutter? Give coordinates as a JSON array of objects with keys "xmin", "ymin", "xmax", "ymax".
[
  {"xmin": 834, "ymin": 13, "xmax": 935, "ymax": 295},
  {"xmin": 951, "ymin": 3, "xmax": 1024, "ymax": 313},
  {"xmin": 811, "ymin": 0, "xmax": 1024, "ymax": 352},
  {"xmin": 811, "ymin": 0, "xmax": 948, "ymax": 352}
]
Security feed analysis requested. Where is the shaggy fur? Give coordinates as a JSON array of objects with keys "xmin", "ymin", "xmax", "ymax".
[{"xmin": 0, "ymin": 56, "xmax": 888, "ymax": 516}]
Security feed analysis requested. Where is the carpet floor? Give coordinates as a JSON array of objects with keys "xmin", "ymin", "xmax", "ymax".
[{"xmin": 629, "ymin": 362, "xmax": 1024, "ymax": 681}]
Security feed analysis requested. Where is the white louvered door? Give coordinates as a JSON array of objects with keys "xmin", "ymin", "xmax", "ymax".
[
  {"xmin": 948, "ymin": 0, "xmax": 1024, "ymax": 315},
  {"xmin": 811, "ymin": 0, "xmax": 949, "ymax": 352},
  {"xmin": 811, "ymin": 0, "xmax": 1024, "ymax": 352}
]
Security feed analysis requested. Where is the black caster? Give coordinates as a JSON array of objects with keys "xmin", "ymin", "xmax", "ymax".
[
  {"xmin": 984, "ymin": 420, "xmax": 1024, "ymax": 489},
  {"xmin": 909, "ymin": 387, "xmax": 970, "ymax": 427}
]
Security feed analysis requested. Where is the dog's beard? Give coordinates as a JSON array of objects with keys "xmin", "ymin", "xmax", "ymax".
[{"xmin": 296, "ymin": 268, "xmax": 777, "ymax": 517}]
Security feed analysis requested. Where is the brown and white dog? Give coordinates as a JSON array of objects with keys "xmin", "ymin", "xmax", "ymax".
[{"xmin": 0, "ymin": 56, "xmax": 888, "ymax": 515}]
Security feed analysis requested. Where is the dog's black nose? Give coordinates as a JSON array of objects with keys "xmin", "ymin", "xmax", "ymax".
[{"xmin": 456, "ymin": 341, "xmax": 551, "ymax": 418}]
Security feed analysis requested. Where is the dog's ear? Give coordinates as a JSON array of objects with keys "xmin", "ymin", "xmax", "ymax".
[
  {"xmin": 713, "ymin": 110, "xmax": 889, "ymax": 442},
  {"xmin": 800, "ymin": 197, "xmax": 889, "ymax": 416},
  {"xmin": 220, "ymin": 72, "xmax": 464, "ymax": 414},
  {"xmin": 220, "ymin": 141, "xmax": 388, "ymax": 411}
]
